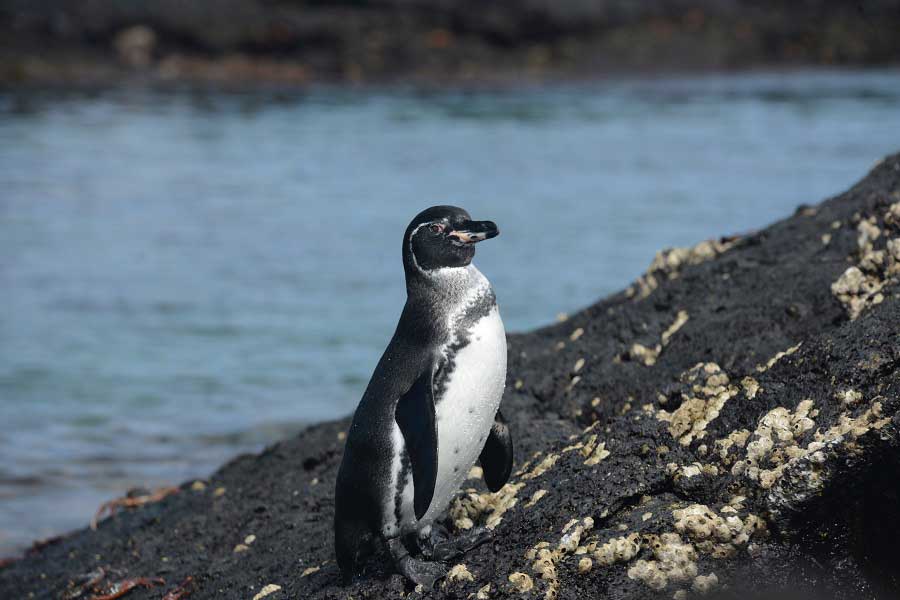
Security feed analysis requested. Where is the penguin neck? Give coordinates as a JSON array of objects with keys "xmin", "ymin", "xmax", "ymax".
[{"xmin": 405, "ymin": 263, "xmax": 487, "ymax": 307}]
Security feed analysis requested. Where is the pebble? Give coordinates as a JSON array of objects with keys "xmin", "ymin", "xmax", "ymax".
[{"xmin": 252, "ymin": 584, "xmax": 281, "ymax": 600}]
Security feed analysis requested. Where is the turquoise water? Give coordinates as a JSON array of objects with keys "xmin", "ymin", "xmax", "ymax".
[{"xmin": 1, "ymin": 70, "xmax": 899, "ymax": 553}]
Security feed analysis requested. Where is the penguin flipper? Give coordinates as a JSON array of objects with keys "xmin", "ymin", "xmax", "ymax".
[
  {"xmin": 479, "ymin": 410, "xmax": 514, "ymax": 492},
  {"xmin": 395, "ymin": 365, "xmax": 438, "ymax": 520}
]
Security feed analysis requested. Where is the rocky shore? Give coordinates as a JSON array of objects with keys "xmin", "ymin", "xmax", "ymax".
[
  {"xmin": 3, "ymin": 0, "xmax": 900, "ymax": 87},
  {"xmin": 2, "ymin": 154, "xmax": 900, "ymax": 599}
]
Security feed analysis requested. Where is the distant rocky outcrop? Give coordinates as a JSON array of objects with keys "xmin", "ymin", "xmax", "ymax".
[
  {"xmin": 1, "ymin": 155, "xmax": 899, "ymax": 599},
  {"xmin": 2, "ymin": 0, "xmax": 900, "ymax": 85}
]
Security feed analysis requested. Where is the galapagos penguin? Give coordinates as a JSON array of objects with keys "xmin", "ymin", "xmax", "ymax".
[{"xmin": 334, "ymin": 206, "xmax": 513, "ymax": 587}]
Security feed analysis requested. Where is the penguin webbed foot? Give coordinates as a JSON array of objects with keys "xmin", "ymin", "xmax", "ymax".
[
  {"xmin": 429, "ymin": 526, "xmax": 491, "ymax": 562},
  {"xmin": 388, "ymin": 537, "xmax": 446, "ymax": 589},
  {"xmin": 413, "ymin": 523, "xmax": 449, "ymax": 558}
]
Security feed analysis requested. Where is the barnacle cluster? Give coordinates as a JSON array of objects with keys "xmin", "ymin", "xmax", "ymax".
[
  {"xmin": 657, "ymin": 363, "xmax": 738, "ymax": 446},
  {"xmin": 831, "ymin": 203, "xmax": 900, "ymax": 320}
]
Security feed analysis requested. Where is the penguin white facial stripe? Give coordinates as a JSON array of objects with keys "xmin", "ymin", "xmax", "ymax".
[{"xmin": 407, "ymin": 222, "xmax": 429, "ymax": 273}]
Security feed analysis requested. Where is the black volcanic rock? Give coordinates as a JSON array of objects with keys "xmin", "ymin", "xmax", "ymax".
[
  {"xmin": 2, "ymin": 0, "xmax": 900, "ymax": 85},
  {"xmin": 1, "ymin": 155, "xmax": 899, "ymax": 599}
]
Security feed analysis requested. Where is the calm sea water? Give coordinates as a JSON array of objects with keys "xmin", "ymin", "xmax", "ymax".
[{"xmin": 1, "ymin": 70, "xmax": 899, "ymax": 554}]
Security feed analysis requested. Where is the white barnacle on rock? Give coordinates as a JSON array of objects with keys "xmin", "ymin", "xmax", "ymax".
[
  {"xmin": 508, "ymin": 572, "xmax": 534, "ymax": 593},
  {"xmin": 680, "ymin": 464, "xmax": 702, "ymax": 478},
  {"xmin": 525, "ymin": 489, "xmax": 547, "ymax": 508},
  {"xmin": 756, "ymin": 343, "xmax": 802, "ymax": 373},
  {"xmin": 672, "ymin": 503, "xmax": 767, "ymax": 559},
  {"xmin": 732, "ymin": 399, "xmax": 816, "ymax": 488},
  {"xmin": 593, "ymin": 533, "xmax": 641, "ymax": 566},
  {"xmin": 692, "ymin": 572, "xmax": 719, "ymax": 594},
  {"xmin": 831, "ymin": 266, "xmax": 885, "ymax": 320},
  {"xmin": 885, "ymin": 201, "xmax": 900, "ymax": 226},
  {"xmin": 583, "ymin": 440, "xmax": 610, "ymax": 466},
  {"xmin": 252, "ymin": 584, "xmax": 282, "ymax": 600},
  {"xmin": 670, "ymin": 462, "xmax": 719, "ymax": 480},
  {"xmin": 857, "ymin": 217, "xmax": 881, "ymax": 251},
  {"xmin": 831, "ymin": 206, "xmax": 900, "ymax": 319},
  {"xmin": 523, "ymin": 453, "xmax": 559, "ymax": 480},
  {"xmin": 739, "ymin": 398, "xmax": 892, "ymax": 504},
  {"xmin": 628, "ymin": 559, "xmax": 669, "ymax": 591},
  {"xmin": 741, "ymin": 377, "xmax": 760, "ymax": 399},
  {"xmin": 813, "ymin": 401, "xmax": 890, "ymax": 444},
  {"xmin": 559, "ymin": 517, "xmax": 593, "ymax": 552},
  {"xmin": 673, "ymin": 505, "xmax": 731, "ymax": 543},
  {"xmin": 836, "ymin": 389, "xmax": 863, "ymax": 406},
  {"xmin": 525, "ymin": 517, "xmax": 594, "ymax": 600},
  {"xmin": 627, "ymin": 311, "xmax": 690, "ymax": 367},
  {"xmin": 577, "ymin": 557, "xmax": 592, "ymax": 573},
  {"xmin": 450, "ymin": 482, "xmax": 525, "ymax": 530},
  {"xmin": 628, "ymin": 533, "xmax": 698, "ymax": 592},
  {"xmin": 657, "ymin": 363, "xmax": 738, "ymax": 446},
  {"xmin": 887, "ymin": 238, "xmax": 900, "ymax": 265},
  {"xmin": 714, "ymin": 429, "xmax": 751, "ymax": 465},
  {"xmin": 623, "ymin": 500, "xmax": 766, "ymax": 594},
  {"xmin": 629, "ymin": 343, "xmax": 661, "ymax": 366},
  {"xmin": 447, "ymin": 563, "xmax": 475, "ymax": 583},
  {"xmin": 627, "ymin": 240, "xmax": 736, "ymax": 300},
  {"xmin": 661, "ymin": 310, "xmax": 689, "ymax": 346},
  {"xmin": 763, "ymin": 401, "xmax": 892, "ymax": 532}
]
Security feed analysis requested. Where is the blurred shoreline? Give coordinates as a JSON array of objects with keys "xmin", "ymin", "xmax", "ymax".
[{"xmin": 3, "ymin": 1, "xmax": 900, "ymax": 88}]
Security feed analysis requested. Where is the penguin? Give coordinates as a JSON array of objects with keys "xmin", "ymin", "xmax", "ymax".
[{"xmin": 334, "ymin": 205, "xmax": 514, "ymax": 587}]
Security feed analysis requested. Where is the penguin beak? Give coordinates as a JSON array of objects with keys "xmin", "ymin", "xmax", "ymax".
[{"xmin": 450, "ymin": 220, "xmax": 500, "ymax": 244}]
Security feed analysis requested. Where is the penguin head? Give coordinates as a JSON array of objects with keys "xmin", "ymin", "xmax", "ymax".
[{"xmin": 403, "ymin": 205, "xmax": 499, "ymax": 275}]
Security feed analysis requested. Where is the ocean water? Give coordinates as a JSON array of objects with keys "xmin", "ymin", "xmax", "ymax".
[{"xmin": 1, "ymin": 70, "xmax": 899, "ymax": 554}]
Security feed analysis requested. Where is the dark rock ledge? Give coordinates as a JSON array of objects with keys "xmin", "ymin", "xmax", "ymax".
[
  {"xmin": 3, "ymin": 155, "xmax": 900, "ymax": 600},
  {"xmin": 3, "ymin": 1, "xmax": 900, "ymax": 86}
]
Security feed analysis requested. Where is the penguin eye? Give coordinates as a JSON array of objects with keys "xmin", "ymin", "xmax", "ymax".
[{"xmin": 429, "ymin": 224, "xmax": 445, "ymax": 234}]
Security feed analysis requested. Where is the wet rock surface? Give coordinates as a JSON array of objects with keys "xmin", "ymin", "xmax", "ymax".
[
  {"xmin": 2, "ymin": 154, "xmax": 900, "ymax": 599},
  {"xmin": 2, "ymin": 0, "xmax": 900, "ymax": 85}
]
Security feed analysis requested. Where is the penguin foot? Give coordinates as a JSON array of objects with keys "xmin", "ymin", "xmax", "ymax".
[
  {"xmin": 413, "ymin": 522, "xmax": 449, "ymax": 558},
  {"xmin": 388, "ymin": 537, "xmax": 446, "ymax": 588},
  {"xmin": 428, "ymin": 523, "xmax": 452, "ymax": 545},
  {"xmin": 429, "ymin": 526, "xmax": 492, "ymax": 562},
  {"xmin": 398, "ymin": 556, "xmax": 447, "ymax": 589}
]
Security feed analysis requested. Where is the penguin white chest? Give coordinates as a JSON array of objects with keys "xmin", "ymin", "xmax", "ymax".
[{"xmin": 421, "ymin": 303, "xmax": 507, "ymax": 525}]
